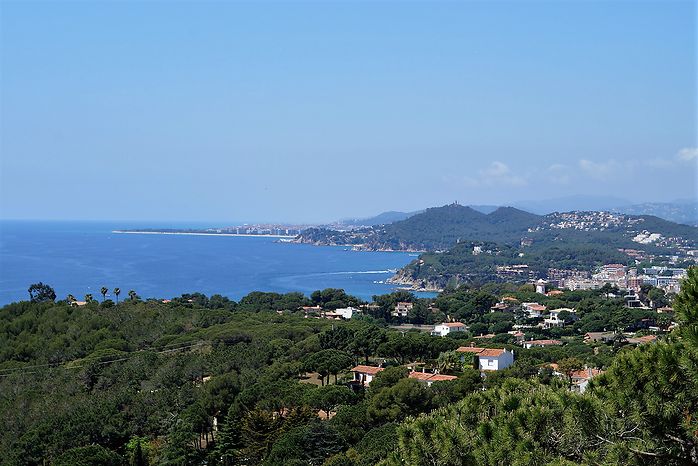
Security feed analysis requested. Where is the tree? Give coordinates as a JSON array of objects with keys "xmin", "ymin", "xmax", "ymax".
[
  {"xmin": 556, "ymin": 357, "xmax": 583, "ymax": 389},
  {"xmin": 307, "ymin": 385, "xmax": 355, "ymax": 416},
  {"xmin": 675, "ymin": 266, "xmax": 698, "ymax": 349},
  {"xmin": 84, "ymin": 293, "xmax": 94, "ymax": 303},
  {"xmin": 304, "ymin": 350, "xmax": 353, "ymax": 385},
  {"xmin": 100, "ymin": 287, "xmax": 109, "ymax": 302},
  {"xmin": 386, "ymin": 379, "xmax": 603, "ymax": 465},
  {"xmin": 367, "ymin": 378, "xmax": 430, "ymax": 423},
  {"xmin": 53, "ymin": 445, "xmax": 123, "ymax": 466},
  {"xmin": 435, "ymin": 350, "xmax": 462, "ymax": 373},
  {"xmin": 113, "ymin": 288, "xmax": 121, "ymax": 305},
  {"xmin": 128, "ymin": 290, "xmax": 138, "ymax": 301},
  {"xmin": 27, "ymin": 282, "xmax": 56, "ymax": 303},
  {"xmin": 66, "ymin": 294, "xmax": 77, "ymax": 306},
  {"xmin": 350, "ymin": 325, "xmax": 386, "ymax": 364}
]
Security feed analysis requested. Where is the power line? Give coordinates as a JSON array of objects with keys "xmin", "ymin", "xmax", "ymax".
[{"xmin": 0, "ymin": 340, "xmax": 209, "ymax": 377}]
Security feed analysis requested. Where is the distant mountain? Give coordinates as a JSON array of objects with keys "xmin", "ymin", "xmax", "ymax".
[
  {"xmin": 298, "ymin": 203, "xmax": 697, "ymax": 256},
  {"xmin": 513, "ymin": 195, "xmax": 632, "ymax": 214},
  {"xmin": 299, "ymin": 204, "xmax": 544, "ymax": 251},
  {"xmin": 338, "ymin": 210, "xmax": 423, "ymax": 227},
  {"xmin": 611, "ymin": 201, "xmax": 698, "ymax": 226}
]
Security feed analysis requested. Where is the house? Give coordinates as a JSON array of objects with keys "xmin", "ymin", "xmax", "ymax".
[
  {"xmin": 626, "ymin": 334, "xmax": 657, "ymax": 345},
  {"xmin": 431, "ymin": 322, "xmax": 467, "ymax": 337},
  {"xmin": 408, "ymin": 371, "xmax": 458, "ymax": 386},
  {"xmin": 584, "ymin": 331, "xmax": 616, "ymax": 344},
  {"xmin": 392, "ymin": 302, "xmax": 413, "ymax": 318},
  {"xmin": 490, "ymin": 300, "xmax": 518, "ymax": 313},
  {"xmin": 509, "ymin": 331, "xmax": 526, "ymax": 344},
  {"xmin": 543, "ymin": 308, "xmax": 576, "ymax": 329},
  {"xmin": 523, "ymin": 339, "xmax": 562, "ymax": 349},
  {"xmin": 522, "ymin": 302, "xmax": 547, "ymax": 318},
  {"xmin": 350, "ymin": 365, "xmax": 384, "ymax": 386},
  {"xmin": 569, "ymin": 367, "xmax": 604, "ymax": 393},
  {"xmin": 456, "ymin": 346, "xmax": 515, "ymax": 371},
  {"xmin": 335, "ymin": 307, "xmax": 359, "ymax": 319},
  {"xmin": 546, "ymin": 290, "xmax": 564, "ymax": 297}
]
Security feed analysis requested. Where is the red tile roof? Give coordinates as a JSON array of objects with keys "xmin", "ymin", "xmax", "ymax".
[
  {"xmin": 570, "ymin": 368, "xmax": 604, "ymax": 381},
  {"xmin": 427, "ymin": 374, "xmax": 458, "ymax": 382},
  {"xmin": 456, "ymin": 346, "xmax": 486, "ymax": 354},
  {"xmin": 479, "ymin": 349, "xmax": 506, "ymax": 357},
  {"xmin": 526, "ymin": 304, "xmax": 547, "ymax": 311},
  {"xmin": 408, "ymin": 371, "xmax": 458, "ymax": 383},
  {"xmin": 527, "ymin": 339, "xmax": 562, "ymax": 346},
  {"xmin": 351, "ymin": 365, "xmax": 384, "ymax": 375},
  {"xmin": 443, "ymin": 322, "xmax": 466, "ymax": 327}
]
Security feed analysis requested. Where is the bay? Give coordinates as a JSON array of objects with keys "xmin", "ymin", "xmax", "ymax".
[{"xmin": 0, "ymin": 220, "xmax": 428, "ymax": 305}]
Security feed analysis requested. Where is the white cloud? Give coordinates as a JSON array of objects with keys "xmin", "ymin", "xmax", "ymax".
[
  {"xmin": 444, "ymin": 161, "xmax": 528, "ymax": 189},
  {"xmin": 677, "ymin": 147, "xmax": 698, "ymax": 161},
  {"xmin": 478, "ymin": 161, "xmax": 528, "ymax": 187},
  {"xmin": 578, "ymin": 159, "xmax": 620, "ymax": 180}
]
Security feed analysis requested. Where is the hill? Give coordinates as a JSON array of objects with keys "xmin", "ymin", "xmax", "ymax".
[
  {"xmin": 298, "ymin": 204, "xmax": 544, "ymax": 251},
  {"xmin": 612, "ymin": 201, "xmax": 698, "ymax": 226}
]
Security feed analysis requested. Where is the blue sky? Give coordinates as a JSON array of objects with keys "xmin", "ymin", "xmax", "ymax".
[{"xmin": 1, "ymin": 1, "xmax": 696, "ymax": 223}]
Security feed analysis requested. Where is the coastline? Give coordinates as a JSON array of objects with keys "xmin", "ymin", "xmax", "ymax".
[{"xmin": 112, "ymin": 230, "xmax": 296, "ymax": 239}]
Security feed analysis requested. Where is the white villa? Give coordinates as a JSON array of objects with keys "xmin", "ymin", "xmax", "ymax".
[
  {"xmin": 431, "ymin": 322, "xmax": 467, "ymax": 337},
  {"xmin": 456, "ymin": 346, "xmax": 515, "ymax": 371},
  {"xmin": 522, "ymin": 302, "xmax": 547, "ymax": 318},
  {"xmin": 543, "ymin": 308, "xmax": 576, "ymax": 328},
  {"xmin": 350, "ymin": 365, "xmax": 384, "ymax": 386},
  {"xmin": 392, "ymin": 302, "xmax": 413, "ymax": 317}
]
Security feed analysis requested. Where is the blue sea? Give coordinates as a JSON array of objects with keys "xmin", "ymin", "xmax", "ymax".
[{"xmin": 0, "ymin": 221, "xmax": 428, "ymax": 305}]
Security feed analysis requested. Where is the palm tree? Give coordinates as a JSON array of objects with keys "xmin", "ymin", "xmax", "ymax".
[
  {"xmin": 128, "ymin": 290, "xmax": 137, "ymax": 301},
  {"xmin": 100, "ymin": 287, "xmax": 108, "ymax": 302},
  {"xmin": 66, "ymin": 294, "xmax": 76, "ymax": 306},
  {"xmin": 85, "ymin": 294, "xmax": 93, "ymax": 303},
  {"xmin": 113, "ymin": 288, "xmax": 121, "ymax": 305}
]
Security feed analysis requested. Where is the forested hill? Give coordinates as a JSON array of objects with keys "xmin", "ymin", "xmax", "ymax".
[
  {"xmin": 297, "ymin": 203, "xmax": 698, "ymax": 252},
  {"xmin": 299, "ymin": 204, "xmax": 542, "ymax": 250}
]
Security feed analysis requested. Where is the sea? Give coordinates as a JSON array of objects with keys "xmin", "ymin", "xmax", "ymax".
[{"xmin": 0, "ymin": 220, "xmax": 430, "ymax": 305}]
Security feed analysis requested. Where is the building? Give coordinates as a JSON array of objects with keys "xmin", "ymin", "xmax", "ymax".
[
  {"xmin": 456, "ymin": 346, "xmax": 515, "ymax": 371},
  {"xmin": 584, "ymin": 332, "xmax": 616, "ymax": 344},
  {"xmin": 350, "ymin": 365, "xmax": 384, "ymax": 386},
  {"xmin": 523, "ymin": 339, "xmax": 562, "ymax": 349},
  {"xmin": 626, "ymin": 335, "xmax": 657, "ymax": 345},
  {"xmin": 543, "ymin": 308, "xmax": 576, "ymax": 329},
  {"xmin": 408, "ymin": 371, "xmax": 458, "ymax": 386},
  {"xmin": 431, "ymin": 322, "xmax": 468, "ymax": 337},
  {"xmin": 535, "ymin": 279, "xmax": 548, "ymax": 294},
  {"xmin": 392, "ymin": 302, "xmax": 413, "ymax": 318},
  {"xmin": 522, "ymin": 302, "xmax": 547, "ymax": 318},
  {"xmin": 569, "ymin": 367, "xmax": 604, "ymax": 393},
  {"xmin": 333, "ymin": 307, "xmax": 359, "ymax": 319}
]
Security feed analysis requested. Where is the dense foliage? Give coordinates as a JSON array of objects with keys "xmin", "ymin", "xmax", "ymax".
[{"xmin": 0, "ymin": 270, "xmax": 696, "ymax": 465}]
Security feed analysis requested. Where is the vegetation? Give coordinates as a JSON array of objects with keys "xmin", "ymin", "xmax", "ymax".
[{"xmin": 0, "ymin": 269, "xmax": 696, "ymax": 465}]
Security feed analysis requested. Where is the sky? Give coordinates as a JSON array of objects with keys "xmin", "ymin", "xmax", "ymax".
[{"xmin": 1, "ymin": 1, "xmax": 696, "ymax": 223}]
